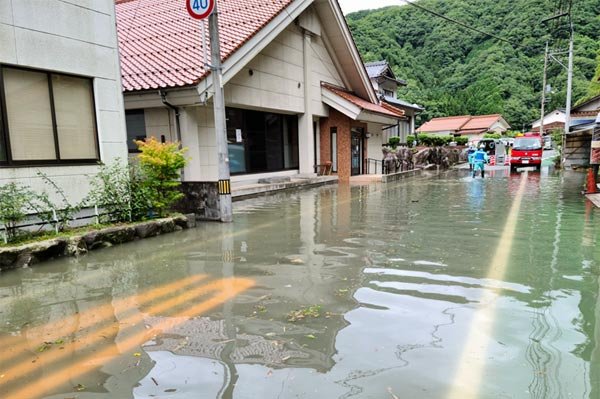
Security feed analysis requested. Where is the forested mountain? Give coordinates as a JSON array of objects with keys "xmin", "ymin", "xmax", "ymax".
[{"xmin": 346, "ymin": 0, "xmax": 600, "ymax": 129}]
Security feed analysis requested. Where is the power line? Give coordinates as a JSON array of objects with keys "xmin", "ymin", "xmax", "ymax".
[{"xmin": 399, "ymin": 0, "xmax": 523, "ymax": 48}]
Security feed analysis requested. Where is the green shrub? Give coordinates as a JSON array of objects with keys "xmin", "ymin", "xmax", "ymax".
[
  {"xmin": 86, "ymin": 161, "xmax": 152, "ymax": 223},
  {"xmin": 406, "ymin": 135, "xmax": 415, "ymax": 148},
  {"xmin": 454, "ymin": 136, "xmax": 469, "ymax": 145},
  {"xmin": 388, "ymin": 136, "xmax": 401, "ymax": 149},
  {"xmin": 0, "ymin": 183, "xmax": 48, "ymax": 242},
  {"xmin": 135, "ymin": 138, "xmax": 188, "ymax": 217},
  {"xmin": 417, "ymin": 133, "xmax": 431, "ymax": 146},
  {"xmin": 36, "ymin": 172, "xmax": 81, "ymax": 231},
  {"xmin": 484, "ymin": 133, "xmax": 502, "ymax": 139}
]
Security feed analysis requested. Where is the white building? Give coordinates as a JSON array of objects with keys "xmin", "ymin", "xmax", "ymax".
[
  {"xmin": 0, "ymin": 0, "xmax": 128, "ymax": 203},
  {"xmin": 117, "ymin": 0, "xmax": 405, "ymax": 219},
  {"xmin": 364, "ymin": 60, "xmax": 423, "ymax": 149}
]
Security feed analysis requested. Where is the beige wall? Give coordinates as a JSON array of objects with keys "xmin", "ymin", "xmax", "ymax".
[
  {"xmin": 142, "ymin": 7, "xmax": 351, "ymax": 182},
  {"xmin": 0, "ymin": 0, "xmax": 127, "ymax": 204}
]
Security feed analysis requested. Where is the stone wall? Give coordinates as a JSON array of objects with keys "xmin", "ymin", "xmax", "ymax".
[
  {"xmin": 0, "ymin": 215, "xmax": 196, "ymax": 272},
  {"xmin": 176, "ymin": 182, "xmax": 221, "ymax": 220}
]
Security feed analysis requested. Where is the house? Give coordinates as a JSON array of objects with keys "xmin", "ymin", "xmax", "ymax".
[
  {"xmin": 531, "ymin": 109, "xmax": 566, "ymax": 134},
  {"xmin": 116, "ymin": 0, "xmax": 405, "ymax": 219},
  {"xmin": 0, "ymin": 1, "xmax": 127, "ymax": 204},
  {"xmin": 417, "ymin": 114, "xmax": 510, "ymax": 140},
  {"xmin": 364, "ymin": 60, "xmax": 423, "ymax": 147},
  {"xmin": 563, "ymin": 94, "xmax": 600, "ymax": 169}
]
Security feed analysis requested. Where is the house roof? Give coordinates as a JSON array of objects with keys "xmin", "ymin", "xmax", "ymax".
[
  {"xmin": 115, "ymin": 0, "xmax": 295, "ymax": 92},
  {"xmin": 460, "ymin": 114, "xmax": 502, "ymax": 130},
  {"xmin": 572, "ymin": 94, "xmax": 600, "ymax": 112},
  {"xmin": 322, "ymin": 83, "xmax": 405, "ymax": 119},
  {"xmin": 417, "ymin": 116, "xmax": 471, "ymax": 132},
  {"xmin": 365, "ymin": 61, "xmax": 388, "ymax": 78},
  {"xmin": 417, "ymin": 114, "xmax": 508, "ymax": 133},
  {"xmin": 382, "ymin": 95, "xmax": 424, "ymax": 111},
  {"xmin": 364, "ymin": 60, "xmax": 406, "ymax": 86}
]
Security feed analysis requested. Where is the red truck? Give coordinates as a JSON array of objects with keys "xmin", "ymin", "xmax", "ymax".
[{"xmin": 510, "ymin": 133, "xmax": 543, "ymax": 171}]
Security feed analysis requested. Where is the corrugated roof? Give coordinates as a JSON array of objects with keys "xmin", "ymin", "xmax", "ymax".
[
  {"xmin": 116, "ymin": 0, "xmax": 294, "ymax": 92},
  {"xmin": 322, "ymin": 83, "xmax": 405, "ymax": 119}
]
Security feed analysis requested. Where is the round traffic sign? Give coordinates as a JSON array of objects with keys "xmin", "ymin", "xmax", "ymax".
[{"xmin": 186, "ymin": 0, "xmax": 215, "ymax": 20}]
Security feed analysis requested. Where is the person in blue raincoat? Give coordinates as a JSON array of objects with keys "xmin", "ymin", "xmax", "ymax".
[
  {"xmin": 467, "ymin": 145, "xmax": 476, "ymax": 170},
  {"xmin": 472, "ymin": 145, "xmax": 489, "ymax": 178}
]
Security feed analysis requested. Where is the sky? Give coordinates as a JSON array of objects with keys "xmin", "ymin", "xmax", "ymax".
[{"xmin": 337, "ymin": 0, "xmax": 404, "ymax": 14}]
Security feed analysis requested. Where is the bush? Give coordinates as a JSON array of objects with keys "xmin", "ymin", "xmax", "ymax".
[
  {"xmin": 0, "ymin": 183, "xmax": 49, "ymax": 242},
  {"xmin": 37, "ymin": 172, "xmax": 81, "ymax": 231},
  {"xmin": 86, "ymin": 161, "xmax": 152, "ymax": 223},
  {"xmin": 484, "ymin": 133, "xmax": 502, "ymax": 139},
  {"xmin": 388, "ymin": 136, "xmax": 401, "ymax": 149},
  {"xmin": 135, "ymin": 138, "xmax": 188, "ymax": 217},
  {"xmin": 454, "ymin": 136, "xmax": 469, "ymax": 145},
  {"xmin": 406, "ymin": 135, "xmax": 415, "ymax": 148}
]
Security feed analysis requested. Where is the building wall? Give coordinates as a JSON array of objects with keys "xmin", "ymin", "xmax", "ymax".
[
  {"xmin": 0, "ymin": 0, "xmax": 127, "ymax": 204},
  {"xmin": 224, "ymin": 14, "xmax": 344, "ymax": 117},
  {"xmin": 319, "ymin": 109, "xmax": 367, "ymax": 180},
  {"xmin": 367, "ymin": 122, "xmax": 384, "ymax": 173},
  {"xmin": 143, "ymin": 7, "xmax": 349, "ymax": 183}
]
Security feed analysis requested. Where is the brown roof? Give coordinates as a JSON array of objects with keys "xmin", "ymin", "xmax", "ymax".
[
  {"xmin": 116, "ymin": 0, "xmax": 294, "ymax": 92},
  {"xmin": 417, "ymin": 114, "xmax": 506, "ymax": 133},
  {"xmin": 322, "ymin": 83, "xmax": 405, "ymax": 119},
  {"xmin": 417, "ymin": 116, "xmax": 471, "ymax": 132}
]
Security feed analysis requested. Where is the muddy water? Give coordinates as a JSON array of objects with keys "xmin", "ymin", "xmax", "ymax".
[{"xmin": 1, "ymin": 169, "xmax": 599, "ymax": 399}]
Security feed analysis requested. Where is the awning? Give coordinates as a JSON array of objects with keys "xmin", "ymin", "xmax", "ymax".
[{"xmin": 321, "ymin": 83, "xmax": 405, "ymax": 125}]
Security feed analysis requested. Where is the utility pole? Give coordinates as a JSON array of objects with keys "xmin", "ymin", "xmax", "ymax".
[
  {"xmin": 562, "ymin": 24, "xmax": 574, "ymax": 166},
  {"xmin": 540, "ymin": 42, "xmax": 549, "ymax": 135},
  {"xmin": 209, "ymin": 4, "xmax": 233, "ymax": 223}
]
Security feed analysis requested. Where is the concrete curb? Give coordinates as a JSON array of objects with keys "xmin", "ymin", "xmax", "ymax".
[{"xmin": 0, "ymin": 214, "xmax": 196, "ymax": 272}]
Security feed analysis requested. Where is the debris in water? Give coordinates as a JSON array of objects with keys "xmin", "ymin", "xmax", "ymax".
[
  {"xmin": 151, "ymin": 377, "xmax": 159, "ymax": 386},
  {"xmin": 73, "ymin": 383, "xmax": 86, "ymax": 391},
  {"xmin": 387, "ymin": 387, "xmax": 399, "ymax": 399}
]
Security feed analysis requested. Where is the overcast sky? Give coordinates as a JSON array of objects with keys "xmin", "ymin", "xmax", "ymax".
[{"xmin": 337, "ymin": 0, "xmax": 403, "ymax": 14}]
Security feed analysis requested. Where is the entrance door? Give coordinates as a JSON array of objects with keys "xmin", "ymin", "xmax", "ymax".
[{"xmin": 351, "ymin": 131, "xmax": 362, "ymax": 176}]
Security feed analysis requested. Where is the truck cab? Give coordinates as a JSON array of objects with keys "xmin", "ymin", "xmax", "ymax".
[{"xmin": 510, "ymin": 133, "xmax": 543, "ymax": 170}]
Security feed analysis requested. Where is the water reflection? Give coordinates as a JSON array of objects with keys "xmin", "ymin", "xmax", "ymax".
[{"xmin": 0, "ymin": 170, "xmax": 599, "ymax": 398}]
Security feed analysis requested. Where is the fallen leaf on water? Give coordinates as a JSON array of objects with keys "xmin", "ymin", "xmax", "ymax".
[
  {"xmin": 133, "ymin": 352, "xmax": 142, "ymax": 357},
  {"xmin": 74, "ymin": 383, "xmax": 86, "ymax": 391},
  {"xmin": 305, "ymin": 334, "xmax": 316, "ymax": 339},
  {"xmin": 164, "ymin": 388, "xmax": 177, "ymax": 393}
]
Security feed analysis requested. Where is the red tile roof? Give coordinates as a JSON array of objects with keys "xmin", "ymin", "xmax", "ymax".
[
  {"xmin": 322, "ymin": 83, "xmax": 405, "ymax": 119},
  {"xmin": 115, "ymin": 0, "xmax": 294, "ymax": 92},
  {"xmin": 417, "ymin": 114, "xmax": 506, "ymax": 133},
  {"xmin": 417, "ymin": 116, "xmax": 471, "ymax": 132},
  {"xmin": 460, "ymin": 114, "xmax": 502, "ymax": 130}
]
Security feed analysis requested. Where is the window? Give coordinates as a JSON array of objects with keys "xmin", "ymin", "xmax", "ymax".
[
  {"xmin": 330, "ymin": 127, "xmax": 337, "ymax": 172},
  {"xmin": 225, "ymin": 107, "xmax": 299, "ymax": 175},
  {"xmin": 0, "ymin": 66, "xmax": 99, "ymax": 165},
  {"xmin": 125, "ymin": 110, "xmax": 147, "ymax": 153}
]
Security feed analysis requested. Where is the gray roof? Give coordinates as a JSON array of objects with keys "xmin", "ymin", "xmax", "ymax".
[
  {"xmin": 383, "ymin": 95, "xmax": 424, "ymax": 111},
  {"xmin": 365, "ymin": 61, "xmax": 389, "ymax": 78}
]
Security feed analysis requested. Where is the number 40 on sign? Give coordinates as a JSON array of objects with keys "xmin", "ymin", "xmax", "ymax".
[{"xmin": 186, "ymin": 0, "xmax": 215, "ymax": 20}]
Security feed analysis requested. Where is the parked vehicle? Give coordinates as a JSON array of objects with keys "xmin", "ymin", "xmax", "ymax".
[
  {"xmin": 510, "ymin": 133, "xmax": 543, "ymax": 171},
  {"xmin": 478, "ymin": 138, "xmax": 506, "ymax": 164}
]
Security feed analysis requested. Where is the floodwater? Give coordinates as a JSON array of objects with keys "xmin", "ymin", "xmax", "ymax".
[{"xmin": 1, "ymin": 168, "xmax": 599, "ymax": 399}]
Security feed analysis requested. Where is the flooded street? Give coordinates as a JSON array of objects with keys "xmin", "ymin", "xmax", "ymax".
[{"xmin": 1, "ymin": 169, "xmax": 599, "ymax": 399}]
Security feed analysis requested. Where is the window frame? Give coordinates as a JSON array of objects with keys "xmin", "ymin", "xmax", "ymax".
[{"xmin": 0, "ymin": 64, "xmax": 101, "ymax": 167}]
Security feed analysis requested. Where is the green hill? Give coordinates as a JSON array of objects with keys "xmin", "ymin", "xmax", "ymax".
[{"xmin": 346, "ymin": 0, "xmax": 600, "ymax": 129}]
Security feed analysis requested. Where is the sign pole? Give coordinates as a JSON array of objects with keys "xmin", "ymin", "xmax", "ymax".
[{"xmin": 208, "ymin": 3, "xmax": 233, "ymax": 222}]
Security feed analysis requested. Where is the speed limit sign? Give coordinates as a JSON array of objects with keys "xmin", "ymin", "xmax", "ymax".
[{"xmin": 186, "ymin": 0, "xmax": 215, "ymax": 20}]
